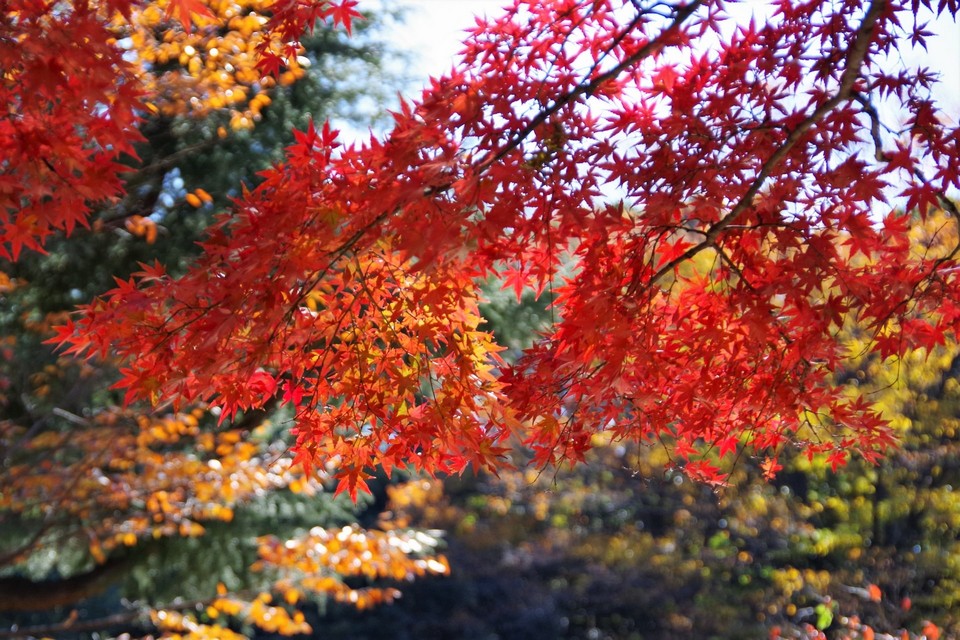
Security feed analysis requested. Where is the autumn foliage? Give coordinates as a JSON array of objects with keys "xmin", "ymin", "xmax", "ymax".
[
  {"xmin": 124, "ymin": 0, "xmax": 315, "ymax": 129},
  {"xmin": 41, "ymin": 0, "xmax": 960, "ymax": 495},
  {"xmin": 1, "ymin": 0, "xmax": 140, "ymax": 259},
  {"xmin": 0, "ymin": 0, "xmax": 352, "ymax": 260},
  {"xmin": 3, "ymin": 0, "xmax": 960, "ymax": 636},
  {"xmin": 1, "ymin": 1, "xmax": 442, "ymax": 636}
]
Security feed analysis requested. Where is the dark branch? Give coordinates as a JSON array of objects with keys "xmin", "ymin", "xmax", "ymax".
[
  {"xmin": 477, "ymin": 0, "xmax": 707, "ymax": 172},
  {"xmin": 648, "ymin": 0, "xmax": 888, "ymax": 286}
]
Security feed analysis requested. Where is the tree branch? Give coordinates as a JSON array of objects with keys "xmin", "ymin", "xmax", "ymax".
[
  {"xmin": 0, "ymin": 611, "xmax": 142, "ymax": 639},
  {"xmin": 477, "ymin": 0, "xmax": 706, "ymax": 172},
  {"xmin": 853, "ymin": 91, "xmax": 960, "ymax": 219},
  {"xmin": 647, "ymin": 0, "xmax": 888, "ymax": 287}
]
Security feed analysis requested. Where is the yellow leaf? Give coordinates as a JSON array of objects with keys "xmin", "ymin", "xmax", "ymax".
[{"xmin": 89, "ymin": 541, "xmax": 106, "ymax": 564}]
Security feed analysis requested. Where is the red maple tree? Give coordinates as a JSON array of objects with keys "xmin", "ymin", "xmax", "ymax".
[{"xmin": 18, "ymin": 0, "xmax": 960, "ymax": 493}]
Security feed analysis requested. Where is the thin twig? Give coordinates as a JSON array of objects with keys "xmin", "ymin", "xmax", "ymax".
[{"xmin": 647, "ymin": 0, "xmax": 888, "ymax": 287}]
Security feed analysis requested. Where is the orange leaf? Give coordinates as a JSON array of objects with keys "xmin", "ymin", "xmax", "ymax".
[
  {"xmin": 761, "ymin": 456, "xmax": 783, "ymax": 480},
  {"xmin": 165, "ymin": 0, "xmax": 216, "ymax": 32},
  {"xmin": 922, "ymin": 621, "xmax": 940, "ymax": 640},
  {"xmin": 89, "ymin": 541, "xmax": 106, "ymax": 564},
  {"xmin": 144, "ymin": 219, "xmax": 158, "ymax": 244}
]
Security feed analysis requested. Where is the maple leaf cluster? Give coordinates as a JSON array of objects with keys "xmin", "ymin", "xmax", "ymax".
[
  {"xmin": 0, "ymin": 0, "xmax": 360, "ymax": 262},
  {"xmin": 0, "ymin": 0, "xmax": 142, "ymax": 261},
  {"xmin": 17, "ymin": 0, "xmax": 960, "ymax": 491}
]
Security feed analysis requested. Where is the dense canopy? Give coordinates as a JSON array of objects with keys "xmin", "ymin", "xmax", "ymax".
[{"xmin": 6, "ymin": 0, "xmax": 959, "ymax": 494}]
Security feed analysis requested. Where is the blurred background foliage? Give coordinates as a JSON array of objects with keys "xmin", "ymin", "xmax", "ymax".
[
  {"xmin": 304, "ymin": 306, "xmax": 960, "ymax": 639},
  {"xmin": 278, "ymin": 215, "xmax": 960, "ymax": 640}
]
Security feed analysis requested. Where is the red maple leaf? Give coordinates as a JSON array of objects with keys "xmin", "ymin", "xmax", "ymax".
[{"xmin": 165, "ymin": 0, "xmax": 215, "ymax": 32}]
